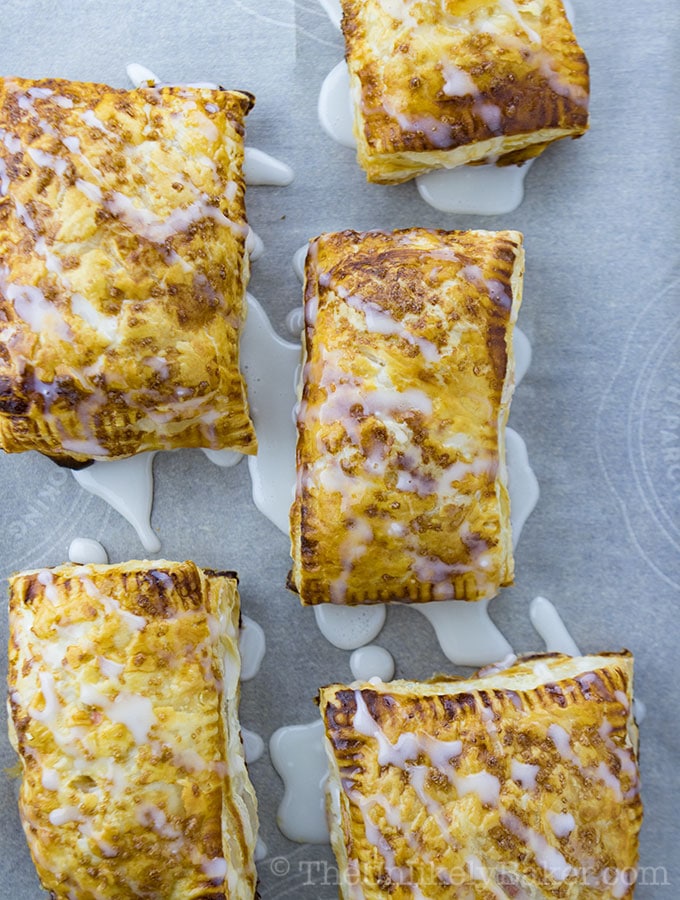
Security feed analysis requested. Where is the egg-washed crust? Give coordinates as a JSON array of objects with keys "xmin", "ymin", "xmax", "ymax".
[
  {"xmin": 341, "ymin": 0, "xmax": 590, "ymax": 183},
  {"xmin": 289, "ymin": 228, "xmax": 524, "ymax": 606},
  {"xmin": 7, "ymin": 560, "xmax": 258, "ymax": 900},
  {"xmin": 0, "ymin": 76, "xmax": 257, "ymax": 464},
  {"xmin": 319, "ymin": 652, "xmax": 642, "ymax": 900}
]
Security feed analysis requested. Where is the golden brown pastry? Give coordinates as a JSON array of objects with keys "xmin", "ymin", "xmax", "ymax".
[
  {"xmin": 0, "ymin": 76, "xmax": 256, "ymax": 465},
  {"xmin": 7, "ymin": 560, "xmax": 258, "ymax": 899},
  {"xmin": 289, "ymin": 228, "xmax": 524, "ymax": 605},
  {"xmin": 320, "ymin": 652, "xmax": 642, "ymax": 899},
  {"xmin": 340, "ymin": 0, "xmax": 590, "ymax": 183}
]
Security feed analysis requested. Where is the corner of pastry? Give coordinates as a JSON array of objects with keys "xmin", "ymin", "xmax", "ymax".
[
  {"xmin": 340, "ymin": 0, "xmax": 590, "ymax": 183},
  {"xmin": 0, "ymin": 75, "xmax": 257, "ymax": 466},
  {"xmin": 319, "ymin": 651, "xmax": 642, "ymax": 899},
  {"xmin": 7, "ymin": 559, "xmax": 258, "ymax": 899},
  {"xmin": 289, "ymin": 227, "xmax": 524, "ymax": 606}
]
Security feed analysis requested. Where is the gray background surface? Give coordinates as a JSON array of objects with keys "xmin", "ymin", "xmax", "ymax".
[{"xmin": 1, "ymin": 1, "xmax": 679, "ymax": 896}]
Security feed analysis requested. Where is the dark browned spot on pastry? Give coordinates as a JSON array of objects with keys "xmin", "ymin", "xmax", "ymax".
[
  {"xmin": 113, "ymin": 96, "xmax": 135, "ymax": 117},
  {"xmin": 485, "ymin": 323, "xmax": 508, "ymax": 386},
  {"xmin": 0, "ymin": 376, "xmax": 29, "ymax": 415},
  {"xmin": 42, "ymin": 452, "xmax": 94, "ymax": 470}
]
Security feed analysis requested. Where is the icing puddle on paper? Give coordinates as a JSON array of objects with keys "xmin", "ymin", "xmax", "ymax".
[{"xmin": 316, "ymin": 0, "xmax": 576, "ymax": 215}]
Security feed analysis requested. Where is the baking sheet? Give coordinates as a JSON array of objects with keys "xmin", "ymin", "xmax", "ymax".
[{"xmin": 1, "ymin": 1, "xmax": 679, "ymax": 896}]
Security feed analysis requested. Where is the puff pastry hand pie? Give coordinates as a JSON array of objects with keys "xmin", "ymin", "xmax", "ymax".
[
  {"xmin": 0, "ymin": 76, "xmax": 256, "ymax": 465},
  {"xmin": 289, "ymin": 228, "xmax": 524, "ymax": 605},
  {"xmin": 320, "ymin": 652, "xmax": 642, "ymax": 899},
  {"xmin": 7, "ymin": 560, "xmax": 258, "ymax": 899},
  {"xmin": 340, "ymin": 0, "xmax": 590, "ymax": 183}
]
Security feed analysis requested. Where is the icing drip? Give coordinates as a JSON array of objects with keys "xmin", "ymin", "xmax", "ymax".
[
  {"xmin": 269, "ymin": 719, "xmax": 330, "ymax": 843},
  {"xmin": 73, "ymin": 453, "xmax": 160, "ymax": 553}
]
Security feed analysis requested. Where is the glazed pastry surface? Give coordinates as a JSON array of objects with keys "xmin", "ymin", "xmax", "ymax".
[
  {"xmin": 290, "ymin": 228, "xmax": 524, "ymax": 606},
  {"xmin": 340, "ymin": 0, "xmax": 590, "ymax": 182},
  {"xmin": 320, "ymin": 652, "xmax": 642, "ymax": 899},
  {"xmin": 8, "ymin": 560, "xmax": 258, "ymax": 899},
  {"xmin": 0, "ymin": 77, "xmax": 256, "ymax": 464}
]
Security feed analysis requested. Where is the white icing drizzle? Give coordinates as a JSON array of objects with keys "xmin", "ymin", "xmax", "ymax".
[
  {"xmin": 202, "ymin": 857, "xmax": 228, "ymax": 880},
  {"xmin": 314, "ymin": 604, "xmax": 386, "ymax": 651},
  {"xmin": 98, "ymin": 656, "xmax": 125, "ymax": 678},
  {"xmin": 353, "ymin": 689, "xmax": 468, "ymax": 773},
  {"xmin": 285, "ymin": 306, "xmax": 305, "ymax": 338},
  {"xmin": 413, "ymin": 598, "xmax": 513, "ymax": 668},
  {"xmin": 37, "ymin": 569, "xmax": 59, "ymax": 603},
  {"xmin": 73, "ymin": 452, "xmax": 160, "ymax": 553},
  {"xmin": 105, "ymin": 693, "xmax": 156, "ymax": 744},
  {"xmin": 67, "ymin": 537, "xmax": 109, "ymax": 565},
  {"xmin": 292, "ymin": 244, "xmax": 309, "ymax": 283},
  {"xmin": 241, "ymin": 728, "xmax": 265, "ymax": 764},
  {"xmin": 106, "ymin": 191, "xmax": 245, "ymax": 243},
  {"xmin": 507, "ymin": 427, "xmax": 540, "ymax": 548},
  {"xmin": 243, "ymin": 147, "xmax": 294, "ymax": 186},
  {"xmin": 513, "ymin": 326, "xmax": 532, "ymax": 387},
  {"xmin": 318, "ymin": 61, "xmax": 356, "ymax": 149},
  {"xmin": 28, "ymin": 671, "xmax": 61, "ymax": 724},
  {"xmin": 548, "ymin": 811, "xmax": 575, "ymax": 838},
  {"xmin": 246, "ymin": 227, "xmax": 265, "ymax": 261},
  {"xmin": 511, "ymin": 759, "xmax": 539, "ymax": 790},
  {"xmin": 125, "ymin": 63, "xmax": 294, "ymax": 186},
  {"xmin": 201, "ymin": 448, "xmax": 243, "ymax": 468},
  {"xmin": 254, "ymin": 838, "xmax": 268, "ymax": 862},
  {"xmin": 41, "ymin": 768, "xmax": 61, "ymax": 792},
  {"xmin": 70, "ymin": 294, "xmax": 119, "ymax": 343},
  {"xmin": 49, "ymin": 806, "xmax": 83, "ymax": 826},
  {"xmin": 82, "ymin": 575, "xmax": 147, "ymax": 631},
  {"xmin": 269, "ymin": 718, "xmax": 330, "ymax": 843},
  {"xmin": 242, "ymin": 293, "xmax": 301, "ymax": 533},
  {"xmin": 350, "ymin": 645, "xmax": 395, "ymax": 682},
  {"xmin": 501, "ymin": 812, "xmax": 572, "ymax": 881},
  {"xmin": 27, "ymin": 146, "xmax": 68, "ymax": 176},
  {"xmin": 548, "ymin": 722, "xmax": 628, "ymax": 802},
  {"xmin": 0, "ymin": 271, "xmax": 73, "ymax": 342},
  {"xmin": 80, "ymin": 108, "xmax": 110, "ymax": 134},
  {"xmin": 239, "ymin": 615, "xmax": 266, "ymax": 681},
  {"xmin": 529, "ymin": 595, "xmax": 581, "ymax": 655}
]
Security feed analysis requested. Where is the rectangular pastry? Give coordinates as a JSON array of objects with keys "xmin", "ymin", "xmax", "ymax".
[
  {"xmin": 289, "ymin": 228, "xmax": 524, "ymax": 605},
  {"xmin": 319, "ymin": 652, "xmax": 642, "ymax": 899},
  {"xmin": 340, "ymin": 0, "xmax": 590, "ymax": 183},
  {"xmin": 7, "ymin": 560, "xmax": 258, "ymax": 899},
  {"xmin": 0, "ymin": 76, "xmax": 256, "ymax": 465}
]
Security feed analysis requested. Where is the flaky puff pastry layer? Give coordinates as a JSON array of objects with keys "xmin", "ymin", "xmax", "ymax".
[
  {"xmin": 7, "ymin": 560, "xmax": 258, "ymax": 900},
  {"xmin": 290, "ymin": 228, "xmax": 523, "ymax": 605},
  {"xmin": 320, "ymin": 653, "xmax": 642, "ymax": 900},
  {"xmin": 341, "ymin": 0, "xmax": 590, "ymax": 183},
  {"xmin": 0, "ymin": 77, "xmax": 256, "ymax": 464}
]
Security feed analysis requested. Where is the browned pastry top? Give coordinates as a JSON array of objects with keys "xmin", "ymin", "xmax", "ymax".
[
  {"xmin": 0, "ymin": 77, "xmax": 256, "ymax": 463},
  {"xmin": 8, "ymin": 560, "xmax": 258, "ymax": 899},
  {"xmin": 290, "ymin": 228, "xmax": 524, "ymax": 605},
  {"xmin": 320, "ymin": 652, "xmax": 642, "ymax": 899},
  {"xmin": 341, "ymin": 0, "xmax": 590, "ymax": 182}
]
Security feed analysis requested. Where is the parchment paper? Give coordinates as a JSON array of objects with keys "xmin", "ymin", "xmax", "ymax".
[{"xmin": 0, "ymin": 2, "xmax": 678, "ymax": 896}]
